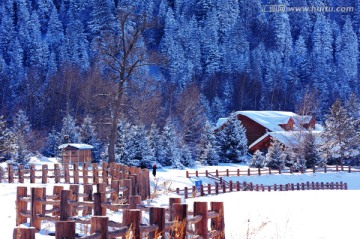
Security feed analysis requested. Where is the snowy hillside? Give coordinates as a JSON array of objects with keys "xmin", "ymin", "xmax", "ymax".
[{"xmin": 2, "ymin": 163, "xmax": 360, "ymax": 238}]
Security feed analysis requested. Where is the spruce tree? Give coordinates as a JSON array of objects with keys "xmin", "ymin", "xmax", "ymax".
[
  {"xmin": 11, "ymin": 110, "xmax": 32, "ymax": 164},
  {"xmin": 198, "ymin": 121, "xmax": 219, "ymax": 165},
  {"xmin": 217, "ymin": 114, "xmax": 248, "ymax": 163},
  {"xmin": 148, "ymin": 123, "xmax": 162, "ymax": 164},
  {"xmin": 160, "ymin": 120, "xmax": 183, "ymax": 168},
  {"xmin": 321, "ymin": 99, "xmax": 358, "ymax": 165},
  {"xmin": 59, "ymin": 114, "xmax": 80, "ymax": 145},
  {"xmin": 303, "ymin": 132, "xmax": 324, "ymax": 168},
  {"xmin": 80, "ymin": 116, "xmax": 102, "ymax": 161},
  {"xmin": 250, "ymin": 150, "xmax": 266, "ymax": 168},
  {"xmin": 42, "ymin": 127, "xmax": 60, "ymax": 157},
  {"xmin": 115, "ymin": 120, "xmax": 131, "ymax": 164},
  {"xmin": 180, "ymin": 144, "xmax": 194, "ymax": 167},
  {"xmin": 0, "ymin": 116, "xmax": 13, "ymax": 161},
  {"xmin": 266, "ymin": 140, "xmax": 285, "ymax": 170}
]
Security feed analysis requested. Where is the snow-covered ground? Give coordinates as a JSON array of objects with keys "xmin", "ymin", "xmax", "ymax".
[{"xmin": 1, "ymin": 162, "xmax": 360, "ymax": 238}]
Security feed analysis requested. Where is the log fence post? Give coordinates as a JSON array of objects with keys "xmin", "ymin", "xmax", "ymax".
[
  {"xmin": 94, "ymin": 192, "xmax": 106, "ymax": 216},
  {"xmin": 9, "ymin": 165, "xmax": 14, "ymax": 183},
  {"xmin": 54, "ymin": 164, "xmax": 60, "ymax": 183},
  {"xmin": 64, "ymin": 164, "xmax": 70, "ymax": 183},
  {"xmin": 110, "ymin": 180, "xmax": 120, "ymax": 202},
  {"xmin": 200, "ymin": 184, "xmax": 204, "ymax": 196},
  {"xmin": 13, "ymin": 227, "xmax": 35, "ymax": 239},
  {"xmin": 211, "ymin": 202, "xmax": 225, "ymax": 239},
  {"xmin": 208, "ymin": 184, "xmax": 211, "ymax": 195},
  {"xmin": 60, "ymin": 190, "xmax": 73, "ymax": 221},
  {"xmin": 30, "ymin": 165, "xmax": 36, "ymax": 183},
  {"xmin": 129, "ymin": 195, "xmax": 141, "ymax": 209},
  {"xmin": 172, "ymin": 204, "xmax": 187, "ymax": 239},
  {"xmin": 73, "ymin": 164, "xmax": 79, "ymax": 184},
  {"xmin": 69, "ymin": 185, "xmax": 79, "ymax": 216},
  {"xmin": 194, "ymin": 201, "xmax": 208, "ymax": 239},
  {"xmin": 184, "ymin": 187, "xmax": 188, "ymax": 199},
  {"xmin": 169, "ymin": 198, "xmax": 182, "ymax": 221},
  {"xmin": 41, "ymin": 164, "xmax": 48, "ymax": 184},
  {"xmin": 91, "ymin": 216, "xmax": 109, "ymax": 239},
  {"xmin": 149, "ymin": 207, "xmax": 165, "ymax": 239},
  {"xmin": 93, "ymin": 165, "xmax": 99, "ymax": 185},
  {"xmin": 215, "ymin": 183, "xmax": 219, "ymax": 194},
  {"xmin": 55, "ymin": 221, "xmax": 75, "ymax": 239},
  {"xmin": 52, "ymin": 185, "xmax": 63, "ymax": 216},
  {"xmin": 83, "ymin": 163, "xmax": 89, "ymax": 184},
  {"xmin": 18, "ymin": 166, "xmax": 24, "ymax": 183},
  {"xmin": 16, "ymin": 186, "xmax": 28, "ymax": 226},
  {"xmin": 122, "ymin": 210, "xmax": 141, "ymax": 239},
  {"xmin": 30, "ymin": 187, "xmax": 46, "ymax": 231}
]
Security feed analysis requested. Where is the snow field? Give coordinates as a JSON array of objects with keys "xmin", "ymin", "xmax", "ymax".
[{"xmin": 1, "ymin": 164, "xmax": 360, "ymax": 238}]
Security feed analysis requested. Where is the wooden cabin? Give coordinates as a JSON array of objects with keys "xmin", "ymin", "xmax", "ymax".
[
  {"xmin": 58, "ymin": 144, "xmax": 93, "ymax": 164},
  {"xmin": 216, "ymin": 111, "xmax": 321, "ymax": 153}
]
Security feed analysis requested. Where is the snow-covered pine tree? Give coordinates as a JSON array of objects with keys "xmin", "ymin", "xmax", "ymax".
[
  {"xmin": 160, "ymin": 120, "xmax": 183, "ymax": 168},
  {"xmin": 11, "ymin": 110, "xmax": 32, "ymax": 164},
  {"xmin": 265, "ymin": 139, "xmax": 285, "ymax": 170},
  {"xmin": 211, "ymin": 96, "xmax": 226, "ymax": 123},
  {"xmin": 249, "ymin": 150, "xmax": 266, "ymax": 168},
  {"xmin": 321, "ymin": 99, "xmax": 359, "ymax": 165},
  {"xmin": 80, "ymin": 115, "xmax": 102, "ymax": 161},
  {"xmin": 198, "ymin": 121, "xmax": 219, "ymax": 165},
  {"xmin": 335, "ymin": 17, "xmax": 358, "ymax": 100},
  {"xmin": 59, "ymin": 113, "xmax": 81, "ymax": 145},
  {"xmin": 217, "ymin": 114, "xmax": 248, "ymax": 163},
  {"xmin": 148, "ymin": 123, "xmax": 162, "ymax": 164},
  {"xmin": 115, "ymin": 120, "xmax": 131, "ymax": 164},
  {"xmin": 126, "ymin": 124, "xmax": 154, "ymax": 168},
  {"xmin": 346, "ymin": 93, "xmax": 360, "ymax": 131},
  {"xmin": 303, "ymin": 132, "xmax": 324, "ymax": 168},
  {"xmin": 42, "ymin": 127, "xmax": 60, "ymax": 157},
  {"xmin": 0, "ymin": 116, "xmax": 13, "ymax": 161},
  {"xmin": 180, "ymin": 144, "xmax": 194, "ymax": 167}
]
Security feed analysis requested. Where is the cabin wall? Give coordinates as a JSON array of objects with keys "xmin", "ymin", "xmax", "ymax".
[{"xmin": 237, "ymin": 115, "xmax": 268, "ymax": 146}]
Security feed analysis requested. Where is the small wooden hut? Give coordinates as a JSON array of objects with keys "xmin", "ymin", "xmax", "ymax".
[{"xmin": 58, "ymin": 143, "xmax": 93, "ymax": 164}]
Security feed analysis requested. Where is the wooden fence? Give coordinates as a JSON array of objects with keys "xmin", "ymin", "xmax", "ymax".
[
  {"xmin": 186, "ymin": 165, "xmax": 360, "ymax": 179},
  {"xmin": 0, "ymin": 162, "xmax": 150, "ymax": 200},
  {"xmin": 176, "ymin": 181, "xmax": 348, "ymax": 198},
  {"xmin": 13, "ymin": 184, "xmax": 225, "ymax": 239}
]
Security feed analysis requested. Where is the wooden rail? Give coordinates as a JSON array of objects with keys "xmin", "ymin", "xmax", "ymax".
[
  {"xmin": 176, "ymin": 181, "xmax": 348, "ymax": 198},
  {"xmin": 186, "ymin": 165, "xmax": 360, "ymax": 179},
  {"xmin": 13, "ymin": 191, "xmax": 225, "ymax": 239},
  {"xmin": 0, "ymin": 162, "xmax": 150, "ymax": 200}
]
